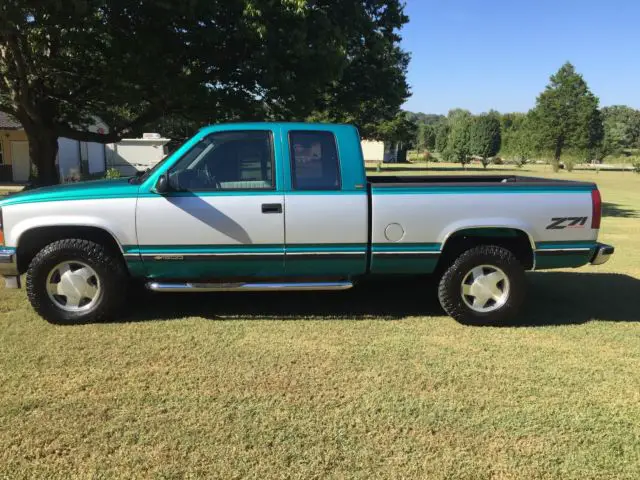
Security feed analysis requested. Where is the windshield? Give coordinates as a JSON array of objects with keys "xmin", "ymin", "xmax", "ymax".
[{"xmin": 130, "ymin": 138, "xmax": 191, "ymax": 184}]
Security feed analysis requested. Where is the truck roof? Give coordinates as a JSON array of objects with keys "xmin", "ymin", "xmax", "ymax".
[{"xmin": 198, "ymin": 122, "xmax": 357, "ymax": 134}]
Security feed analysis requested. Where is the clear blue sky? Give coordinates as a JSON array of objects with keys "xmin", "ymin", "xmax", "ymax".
[{"xmin": 401, "ymin": 0, "xmax": 640, "ymax": 115}]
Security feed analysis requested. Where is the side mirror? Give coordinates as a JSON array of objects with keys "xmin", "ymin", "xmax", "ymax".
[{"xmin": 153, "ymin": 174, "xmax": 171, "ymax": 194}]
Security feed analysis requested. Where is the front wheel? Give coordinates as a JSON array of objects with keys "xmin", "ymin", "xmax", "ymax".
[
  {"xmin": 438, "ymin": 245, "xmax": 526, "ymax": 325},
  {"xmin": 26, "ymin": 239, "xmax": 129, "ymax": 325}
]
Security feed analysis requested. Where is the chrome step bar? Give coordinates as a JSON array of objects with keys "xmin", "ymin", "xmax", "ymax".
[{"xmin": 146, "ymin": 281, "xmax": 353, "ymax": 293}]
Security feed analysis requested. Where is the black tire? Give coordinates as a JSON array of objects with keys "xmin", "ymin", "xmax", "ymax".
[
  {"xmin": 437, "ymin": 245, "xmax": 526, "ymax": 325},
  {"xmin": 26, "ymin": 239, "xmax": 128, "ymax": 325}
]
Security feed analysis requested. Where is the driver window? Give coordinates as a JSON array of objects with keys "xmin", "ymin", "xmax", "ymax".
[{"xmin": 168, "ymin": 130, "xmax": 274, "ymax": 191}]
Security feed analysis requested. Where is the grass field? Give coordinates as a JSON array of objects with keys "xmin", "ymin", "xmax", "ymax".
[{"xmin": 1, "ymin": 166, "xmax": 639, "ymax": 479}]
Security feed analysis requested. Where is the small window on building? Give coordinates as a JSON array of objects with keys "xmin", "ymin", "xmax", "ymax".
[
  {"xmin": 0, "ymin": 141, "xmax": 4, "ymax": 165},
  {"xmin": 289, "ymin": 131, "xmax": 341, "ymax": 190}
]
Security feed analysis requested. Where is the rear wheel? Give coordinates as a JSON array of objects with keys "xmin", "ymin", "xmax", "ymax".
[
  {"xmin": 438, "ymin": 245, "xmax": 526, "ymax": 325},
  {"xmin": 26, "ymin": 239, "xmax": 128, "ymax": 325}
]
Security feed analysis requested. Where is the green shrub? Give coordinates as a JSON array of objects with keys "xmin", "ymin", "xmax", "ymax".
[
  {"xmin": 105, "ymin": 168, "xmax": 121, "ymax": 179},
  {"xmin": 632, "ymin": 160, "xmax": 640, "ymax": 174},
  {"xmin": 564, "ymin": 159, "xmax": 575, "ymax": 172}
]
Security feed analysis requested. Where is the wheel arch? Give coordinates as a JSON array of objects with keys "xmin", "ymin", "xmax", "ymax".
[
  {"xmin": 16, "ymin": 225, "xmax": 127, "ymax": 274},
  {"xmin": 437, "ymin": 226, "xmax": 536, "ymax": 272}
]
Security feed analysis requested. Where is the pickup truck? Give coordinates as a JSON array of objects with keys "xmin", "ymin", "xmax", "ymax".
[{"xmin": 0, "ymin": 122, "xmax": 614, "ymax": 325}]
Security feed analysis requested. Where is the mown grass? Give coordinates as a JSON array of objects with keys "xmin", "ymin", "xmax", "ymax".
[{"xmin": 1, "ymin": 166, "xmax": 639, "ymax": 478}]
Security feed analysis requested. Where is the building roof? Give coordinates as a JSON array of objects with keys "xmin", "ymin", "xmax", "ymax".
[{"xmin": 0, "ymin": 112, "xmax": 23, "ymax": 130}]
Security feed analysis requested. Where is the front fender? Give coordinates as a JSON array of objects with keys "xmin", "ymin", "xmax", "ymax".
[{"xmin": 3, "ymin": 198, "xmax": 137, "ymax": 249}]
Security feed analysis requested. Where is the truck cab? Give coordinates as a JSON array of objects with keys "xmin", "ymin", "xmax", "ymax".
[{"xmin": 133, "ymin": 123, "xmax": 369, "ymax": 280}]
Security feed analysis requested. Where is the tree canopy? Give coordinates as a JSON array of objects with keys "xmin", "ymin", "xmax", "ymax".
[
  {"xmin": 601, "ymin": 105, "xmax": 640, "ymax": 156},
  {"xmin": 468, "ymin": 114, "xmax": 501, "ymax": 168},
  {"xmin": 434, "ymin": 122, "xmax": 450, "ymax": 153},
  {"xmin": 443, "ymin": 110, "xmax": 472, "ymax": 166},
  {"xmin": 415, "ymin": 123, "xmax": 436, "ymax": 151},
  {"xmin": 529, "ymin": 62, "xmax": 603, "ymax": 170},
  {"xmin": 0, "ymin": 0, "xmax": 409, "ymax": 184},
  {"xmin": 374, "ymin": 111, "xmax": 417, "ymax": 149}
]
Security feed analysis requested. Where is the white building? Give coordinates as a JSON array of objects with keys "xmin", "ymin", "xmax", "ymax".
[
  {"xmin": 105, "ymin": 134, "xmax": 170, "ymax": 176},
  {"xmin": 0, "ymin": 112, "xmax": 170, "ymax": 183},
  {"xmin": 360, "ymin": 139, "xmax": 398, "ymax": 163}
]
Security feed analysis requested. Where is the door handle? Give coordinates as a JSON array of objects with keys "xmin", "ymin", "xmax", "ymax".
[{"xmin": 261, "ymin": 203, "xmax": 283, "ymax": 214}]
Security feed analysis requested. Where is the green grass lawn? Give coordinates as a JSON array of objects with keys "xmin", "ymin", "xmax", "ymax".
[{"xmin": 1, "ymin": 166, "xmax": 639, "ymax": 479}]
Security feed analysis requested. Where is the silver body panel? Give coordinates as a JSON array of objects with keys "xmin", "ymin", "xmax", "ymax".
[
  {"xmin": 283, "ymin": 193, "xmax": 368, "ymax": 245},
  {"xmin": 136, "ymin": 194, "xmax": 285, "ymax": 247},
  {"xmin": 371, "ymin": 191, "xmax": 596, "ymax": 248},
  {"xmin": 3, "ymin": 198, "xmax": 138, "ymax": 250},
  {"xmin": 0, "ymin": 188, "xmax": 600, "ymax": 279}
]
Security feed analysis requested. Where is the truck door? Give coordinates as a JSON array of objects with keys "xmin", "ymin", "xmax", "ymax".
[
  {"xmin": 282, "ymin": 127, "xmax": 368, "ymax": 277},
  {"xmin": 135, "ymin": 128, "xmax": 285, "ymax": 279}
]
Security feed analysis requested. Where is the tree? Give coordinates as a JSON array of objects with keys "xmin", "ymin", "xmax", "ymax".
[
  {"xmin": 600, "ymin": 105, "xmax": 640, "ymax": 158},
  {"xmin": 374, "ymin": 112, "xmax": 417, "ymax": 161},
  {"xmin": 530, "ymin": 62, "xmax": 604, "ymax": 171},
  {"xmin": 499, "ymin": 112, "xmax": 535, "ymax": 166},
  {"xmin": 0, "ymin": 1, "xmax": 409, "ymax": 185},
  {"xmin": 510, "ymin": 115, "xmax": 535, "ymax": 167},
  {"xmin": 469, "ymin": 114, "xmax": 501, "ymax": 168},
  {"xmin": 435, "ymin": 122, "xmax": 450, "ymax": 153},
  {"xmin": 444, "ymin": 112, "xmax": 472, "ymax": 167},
  {"xmin": 416, "ymin": 123, "xmax": 436, "ymax": 152},
  {"xmin": 405, "ymin": 112, "xmax": 445, "ymax": 126}
]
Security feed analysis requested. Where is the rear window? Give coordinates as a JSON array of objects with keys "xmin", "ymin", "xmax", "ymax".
[{"xmin": 289, "ymin": 131, "xmax": 341, "ymax": 190}]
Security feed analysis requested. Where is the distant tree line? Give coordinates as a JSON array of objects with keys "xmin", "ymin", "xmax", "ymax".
[{"xmin": 407, "ymin": 62, "xmax": 640, "ymax": 171}]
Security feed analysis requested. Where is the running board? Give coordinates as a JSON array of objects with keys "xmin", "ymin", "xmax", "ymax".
[{"xmin": 145, "ymin": 281, "xmax": 353, "ymax": 293}]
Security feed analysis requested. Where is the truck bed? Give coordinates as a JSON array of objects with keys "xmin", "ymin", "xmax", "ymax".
[{"xmin": 366, "ymin": 173, "xmax": 599, "ymax": 275}]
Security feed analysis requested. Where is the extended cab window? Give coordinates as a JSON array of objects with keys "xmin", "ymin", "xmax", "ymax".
[
  {"xmin": 290, "ymin": 131, "xmax": 340, "ymax": 190},
  {"xmin": 168, "ymin": 131, "xmax": 274, "ymax": 191}
]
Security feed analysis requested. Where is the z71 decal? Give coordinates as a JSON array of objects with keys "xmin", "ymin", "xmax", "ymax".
[{"xmin": 546, "ymin": 217, "xmax": 588, "ymax": 230}]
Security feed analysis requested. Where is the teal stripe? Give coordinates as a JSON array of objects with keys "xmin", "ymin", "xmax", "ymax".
[
  {"xmin": 139, "ymin": 191, "xmax": 283, "ymax": 199},
  {"xmin": 0, "ymin": 247, "xmax": 16, "ymax": 253},
  {"xmin": 3, "ymin": 190, "xmax": 366, "ymax": 206},
  {"xmin": 125, "ymin": 243, "xmax": 369, "ymax": 255},
  {"xmin": 126, "ymin": 244, "xmax": 284, "ymax": 255},
  {"xmin": 139, "ymin": 191, "xmax": 364, "ymax": 199},
  {"xmin": 287, "ymin": 244, "xmax": 366, "ymax": 253},
  {"xmin": 0, "ymin": 193, "xmax": 136, "ymax": 207},
  {"xmin": 127, "ymin": 243, "xmax": 443, "ymax": 255},
  {"xmin": 284, "ymin": 191, "xmax": 365, "ymax": 196},
  {"xmin": 371, "ymin": 186, "xmax": 594, "ymax": 195},
  {"xmin": 125, "ymin": 257, "xmax": 147, "ymax": 277},
  {"xmin": 535, "ymin": 241, "xmax": 597, "ymax": 250},
  {"xmin": 370, "ymin": 256, "xmax": 439, "ymax": 274},
  {"xmin": 372, "ymin": 243, "xmax": 441, "ymax": 252}
]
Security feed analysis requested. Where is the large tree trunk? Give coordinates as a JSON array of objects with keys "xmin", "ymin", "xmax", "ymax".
[
  {"xmin": 552, "ymin": 137, "xmax": 564, "ymax": 173},
  {"xmin": 23, "ymin": 125, "xmax": 59, "ymax": 187}
]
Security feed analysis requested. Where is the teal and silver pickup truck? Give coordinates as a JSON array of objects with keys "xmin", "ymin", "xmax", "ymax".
[{"xmin": 0, "ymin": 122, "xmax": 614, "ymax": 325}]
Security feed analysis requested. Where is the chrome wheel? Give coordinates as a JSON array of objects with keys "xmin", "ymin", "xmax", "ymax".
[
  {"xmin": 46, "ymin": 261, "xmax": 101, "ymax": 312},
  {"xmin": 461, "ymin": 264, "xmax": 510, "ymax": 313}
]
